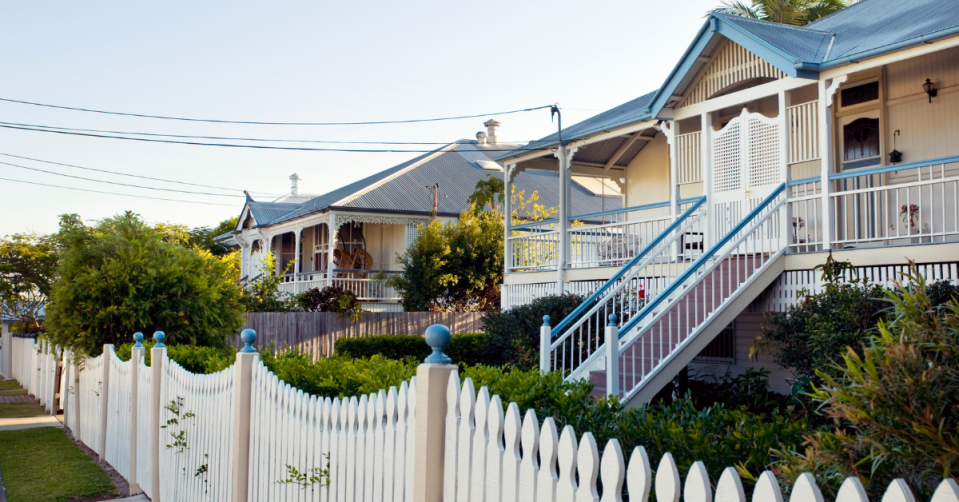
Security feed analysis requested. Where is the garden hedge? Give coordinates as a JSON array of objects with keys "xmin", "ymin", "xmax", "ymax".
[{"xmin": 334, "ymin": 333, "xmax": 491, "ymax": 365}]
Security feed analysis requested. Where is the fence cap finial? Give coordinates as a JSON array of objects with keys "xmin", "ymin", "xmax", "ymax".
[
  {"xmin": 240, "ymin": 329, "xmax": 257, "ymax": 353},
  {"xmin": 424, "ymin": 324, "xmax": 452, "ymax": 364},
  {"xmin": 133, "ymin": 332, "xmax": 144, "ymax": 347},
  {"xmin": 542, "ymin": 315, "xmax": 550, "ymax": 327},
  {"xmin": 153, "ymin": 331, "xmax": 165, "ymax": 347},
  {"xmin": 608, "ymin": 313, "xmax": 617, "ymax": 326}
]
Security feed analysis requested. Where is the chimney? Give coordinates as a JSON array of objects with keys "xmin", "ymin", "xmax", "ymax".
[
  {"xmin": 289, "ymin": 173, "xmax": 301, "ymax": 195},
  {"xmin": 476, "ymin": 131, "xmax": 488, "ymax": 145},
  {"xmin": 484, "ymin": 119, "xmax": 501, "ymax": 145}
]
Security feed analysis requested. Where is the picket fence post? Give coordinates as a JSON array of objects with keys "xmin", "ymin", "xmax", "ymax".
[
  {"xmin": 74, "ymin": 355, "xmax": 82, "ymax": 441},
  {"xmin": 99, "ymin": 344, "xmax": 113, "ymax": 460},
  {"xmin": 150, "ymin": 331, "xmax": 166, "ymax": 502},
  {"xmin": 232, "ymin": 329, "xmax": 258, "ymax": 502},
  {"xmin": 540, "ymin": 316, "xmax": 551, "ymax": 372},
  {"xmin": 128, "ymin": 333, "xmax": 144, "ymax": 495},
  {"xmin": 414, "ymin": 324, "xmax": 456, "ymax": 502}
]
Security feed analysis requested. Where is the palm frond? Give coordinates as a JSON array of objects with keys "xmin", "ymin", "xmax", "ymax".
[{"xmin": 712, "ymin": 0, "xmax": 762, "ymax": 19}]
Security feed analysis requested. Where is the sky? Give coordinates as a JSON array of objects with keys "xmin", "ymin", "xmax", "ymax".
[{"xmin": 0, "ymin": 0, "xmax": 719, "ymax": 236}]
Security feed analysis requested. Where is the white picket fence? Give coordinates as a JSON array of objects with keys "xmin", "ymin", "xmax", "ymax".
[
  {"xmin": 5, "ymin": 336, "xmax": 59, "ymax": 413},
  {"xmin": 444, "ymin": 372, "xmax": 959, "ymax": 502},
  {"xmin": 5, "ymin": 332, "xmax": 958, "ymax": 502}
]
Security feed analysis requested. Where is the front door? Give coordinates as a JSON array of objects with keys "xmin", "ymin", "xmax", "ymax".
[{"xmin": 711, "ymin": 108, "xmax": 784, "ymax": 252}]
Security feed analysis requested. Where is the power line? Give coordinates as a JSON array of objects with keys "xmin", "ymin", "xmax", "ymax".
[
  {"xmin": 0, "ymin": 120, "xmax": 456, "ymax": 145},
  {"xmin": 0, "ymin": 123, "xmax": 540, "ymax": 153},
  {"xmin": 0, "ymin": 159, "xmax": 246, "ymax": 197},
  {"xmin": 0, "ymin": 96, "xmax": 553, "ymax": 126},
  {"xmin": 0, "ymin": 175, "xmax": 237, "ymax": 207},
  {"xmin": 0, "ymin": 151, "xmax": 281, "ymax": 196}
]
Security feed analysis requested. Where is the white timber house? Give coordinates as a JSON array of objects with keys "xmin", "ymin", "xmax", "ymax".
[
  {"xmin": 230, "ymin": 121, "xmax": 623, "ymax": 311},
  {"xmin": 497, "ymin": 0, "xmax": 959, "ymax": 404}
]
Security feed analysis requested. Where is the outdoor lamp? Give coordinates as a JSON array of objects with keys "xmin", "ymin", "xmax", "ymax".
[{"xmin": 923, "ymin": 78, "xmax": 937, "ymax": 103}]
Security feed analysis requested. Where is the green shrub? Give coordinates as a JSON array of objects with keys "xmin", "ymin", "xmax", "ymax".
[
  {"xmin": 459, "ymin": 364, "xmax": 807, "ymax": 486},
  {"xmin": 115, "ymin": 340, "xmax": 235, "ymax": 374},
  {"xmin": 260, "ymin": 349, "xmax": 418, "ymax": 398},
  {"xmin": 480, "ymin": 294, "xmax": 585, "ymax": 369},
  {"xmin": 773, "ymin": 271, "xmax": 959, "ymax": 500},
  {"xmin": 335, "ymin": 333, "xmax": 491, "ymax": 365},
  {"xmin": 297, "ymin": 286, "xmax": 363, "ymax": 321}
]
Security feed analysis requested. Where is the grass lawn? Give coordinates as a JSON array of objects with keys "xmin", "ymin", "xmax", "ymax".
[
  {"xmin": 0, "ymin": 401, "xmax": 49, "ymax": 419},
  {"xmin": 0, "ymin": 379, "xmax": 21, "ymax": 391},
  {"xmin": 0, "ymin": 427, "xmax": 116, "ymax": 502},
  {"xmin": 0, "ymin": 388, "xmax": 28, "ymax": 396}
]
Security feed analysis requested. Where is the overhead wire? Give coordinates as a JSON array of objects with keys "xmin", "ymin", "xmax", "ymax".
[
  {"xmin": 0, "ymin": 159, "xmax": 246, "ymax": 197},
  {"xmin": 0, "ymin": 151, "xmax": 281, "ymax": 196},
  {"xmin": 0, "ymin": 97, "xmax": 553, "ymax": 126},
  {"xmin": 0, "ymin": 122, "xmax": 546, "ymax": 152},
  {"xmin": 0, "ymin": 175, "xmax": 237, "ymax": 207}
]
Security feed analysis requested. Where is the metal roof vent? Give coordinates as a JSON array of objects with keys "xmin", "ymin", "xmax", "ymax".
[
  {"xmin": 475, "ymin": 159, "xmax": 503, "ymax": 171},
  {"xmin": 476, "ymin": 131, "xmax": 488, "ymax": 145},
  {"xmin": 484, "ymin": 119, "xmax": 500, "ymax": 144}
]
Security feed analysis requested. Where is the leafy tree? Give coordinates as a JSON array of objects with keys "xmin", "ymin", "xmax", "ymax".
[
  {"xmin": 711, "ymin": 0, "xmax": 848, "ymax": 26},
  {"xmin": 46, "ymin": 212, "xmax": 244, "ymax": 355},
  {"xmin": 243, "ymin": 253, "xmax": 300, "ymax": 312},
  {"xmin": 774, "ymin": 269, "xmax": 959, "ymax": 499},
  {"xmin": 188, "ymin": 217, "xmax": 239, "ymax": 256},
  {"xmin": 468, "ymin": 174, "xmax": 505, "ymax": 212},
  {"xmin": 0, "ymin": 233, "xmax": 60, "ymax": 334}
]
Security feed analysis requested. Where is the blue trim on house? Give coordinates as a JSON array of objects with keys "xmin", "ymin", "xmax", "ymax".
[
  {"xmin": 787, "ymin": 176, "xmax": 821, "ymax": 187},
  {"xmin": 647, "ymin": 15, "xmax": 817, "ymax": 118},
  {"xmin": 548, "ymin": 197, "xmax": 706, "ymax": 337},
  {"xmin": 618, "ymin": 183, "xmax": 786, "ymax": 335},
  {"xmin": 511, "ymin": 219, "xmax": 560, "ymax": 231},
  {"xmin": 829, "ymin": 154, "xmax": 959, "ymax": 181}
]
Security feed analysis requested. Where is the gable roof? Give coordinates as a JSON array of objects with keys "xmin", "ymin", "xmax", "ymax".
[
  {"xmin": 241, "ymin": 141, "xmax": 622, "ymax": 229},
  {"xmin": 515, "ymin": 0, "xmax": 959, "ymax": 150}
]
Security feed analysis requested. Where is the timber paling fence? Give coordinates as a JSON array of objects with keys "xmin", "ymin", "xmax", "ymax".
[
  {"xmin": 240, "ymin": 312, "xmax": 484, "ymax": 358},
  {"xmin": 4, "ymin": 330, "xmax": 959, "ymax": 502}
]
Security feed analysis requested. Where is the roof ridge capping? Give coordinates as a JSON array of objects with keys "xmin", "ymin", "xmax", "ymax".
[{"xmin": 713, "ymin": 12, "xmax": 832, "ymax": 34}]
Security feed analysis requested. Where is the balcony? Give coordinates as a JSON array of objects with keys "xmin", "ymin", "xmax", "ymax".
[{"xmin": 277, "ymin": 270, "xmax": 402, "ymax": 303}]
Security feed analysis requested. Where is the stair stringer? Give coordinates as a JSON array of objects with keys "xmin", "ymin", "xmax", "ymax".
[{"xmin": 622, "ymin": 253, "xmax": 786, "ymax": 409}]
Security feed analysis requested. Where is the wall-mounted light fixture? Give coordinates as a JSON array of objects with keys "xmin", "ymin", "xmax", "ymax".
[
  {"xmin": 923, "ymin": 78, "xmax": 938, "ymax": 103},
  {"xmin": 889, "ymin": 129, "xmax": 902, "ymax": 164}
]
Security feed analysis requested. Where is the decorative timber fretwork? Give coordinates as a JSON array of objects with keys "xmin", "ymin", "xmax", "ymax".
[
  {"xmin": 679, "ymin": 39, "xmax": 786, "ymax": 108},
  {"xmin": 332, "ymin": 212, "xmax": 431, "ymax": 228}
]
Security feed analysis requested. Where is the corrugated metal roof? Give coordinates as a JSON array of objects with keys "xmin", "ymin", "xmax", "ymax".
[
  {"xmin": 717, "ymin": 14, "xmax": 832, "ymax": 62},
  {"xmin": 245, "ymin": 141, "xmax": 622, "ymax": 227},
  {"xmin": 498, "ymin": 92, "xmax": 657, "ymax": 161}
]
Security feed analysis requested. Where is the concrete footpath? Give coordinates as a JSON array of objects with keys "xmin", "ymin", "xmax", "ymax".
[{"xmin": 0, "ymin": 414, "xmax": 63, "ymax": 431}]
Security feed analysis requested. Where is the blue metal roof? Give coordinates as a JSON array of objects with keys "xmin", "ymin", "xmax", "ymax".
[
  {"xmin": 497, "ymin": 92, "xmax": 656, "ymax": 162},
  {"xmin": 245, "ymin": 142, "xmax": 622, "ymax": 227}
]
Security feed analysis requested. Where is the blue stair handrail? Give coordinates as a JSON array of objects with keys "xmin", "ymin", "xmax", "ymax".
[
  {"xmin": 549, "ymin": 196, "xmax": 707, "ymax": 337},
  {"xmin": 618, "ymin": 183, "xmax": 786, "ymax": 335}
]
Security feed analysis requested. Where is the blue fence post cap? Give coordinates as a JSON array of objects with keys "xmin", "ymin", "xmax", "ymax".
[
  {"xmin": 542, "ymin": 315, "xmax": 550, "ymax": 327},
  {"xmin": 240, "ymin": 329, "xmax": 257, "ymax": 353},
  {"xmin": 133, "ymin": 332, "xmax": 144, "ymax": 347},
  {"xmin": 424, "ymin": 324, "xmax": 452, "ymax": 364},
  {"xmin": 608, "ymin": 313, "xmax": 618, "ymax": 326},
  {"xmin": 153, "ymin": 331, "xmax": 165, "ymax": 347}
]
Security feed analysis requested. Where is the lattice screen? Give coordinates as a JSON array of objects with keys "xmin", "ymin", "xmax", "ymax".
[
  {"xmin": 747, "ymin": 117, "xmax": 781, "ymax": 187},
  {"xmin": 405, "ymin": 223, "xmax": 422, "ymax": 249},
  {"xmin": 712, "ymin": 122, "xmax": 742, "ymax": 193},
  {"xmin": 679, "ymin": 39, "xmax": 786, "ymax": 108}
]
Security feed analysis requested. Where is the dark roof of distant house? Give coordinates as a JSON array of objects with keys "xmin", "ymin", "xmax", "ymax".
[{"xmin": 240, "ymin": 141, "xmax": 622, "ymax": 228}]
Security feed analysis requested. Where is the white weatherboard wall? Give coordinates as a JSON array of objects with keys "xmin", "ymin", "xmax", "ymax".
[{"xmin": 8, "ymin": 334, "xmax": 957, "ymax": 502}]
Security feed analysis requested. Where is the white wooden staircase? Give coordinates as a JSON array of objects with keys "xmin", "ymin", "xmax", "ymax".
[{"xmin": 543, "ymin": 184, "xmax": 787, "ymax": 407}]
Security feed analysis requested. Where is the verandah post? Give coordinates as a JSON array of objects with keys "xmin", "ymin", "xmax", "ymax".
[
  {"xmin": 540, "ymin": 315, "xmax": 552, "ymax": 372},
  {"xmin": 232, "ymin": 329, "xmax": 259, "ymax": 502},
  {"xmin": 150, "ymin": 331, "xmax": 167, "ymax": 502},
  {"xmin": 129, "ymin": 333, "xmax": 144, "ymax": 495},
  {"xmin": 414, "ymin": 324, "xmax": 456, "ymax": 502},
  {"xmin": 99, "ymin": 344, "xmax": 113, "ymax": 460}
]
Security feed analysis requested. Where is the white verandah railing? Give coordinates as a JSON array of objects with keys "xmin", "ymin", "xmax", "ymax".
[{"xmin": 277, "ymin": 271, "xmax": 401, "ymax": 301}]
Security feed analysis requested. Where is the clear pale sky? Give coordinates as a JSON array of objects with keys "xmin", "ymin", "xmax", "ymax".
[{"xmin": 0, "ymin": 0, "xmax": 719, "ymax": 236}]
